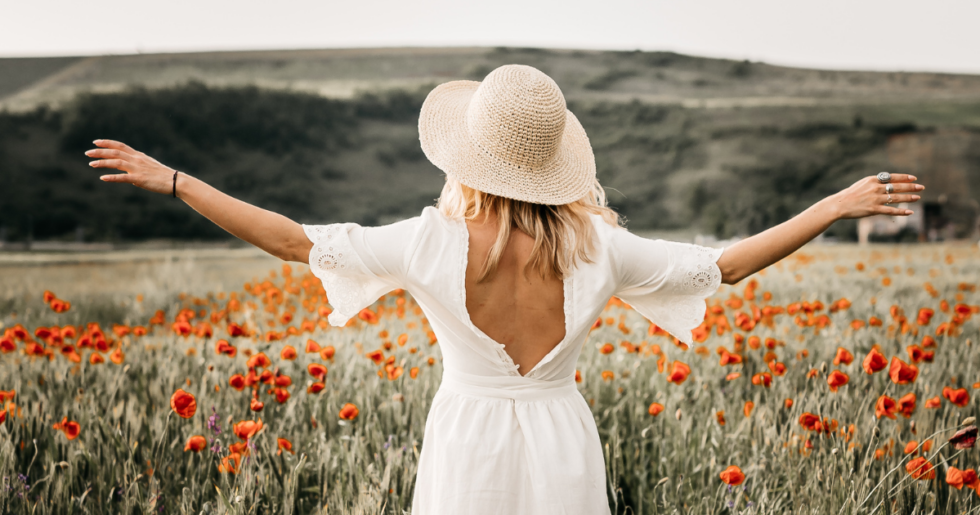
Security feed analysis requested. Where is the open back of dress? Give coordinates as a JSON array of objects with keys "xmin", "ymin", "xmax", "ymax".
[{"xmin": 303, "ymin": 206, "xmax": 725, "ymax": 515}]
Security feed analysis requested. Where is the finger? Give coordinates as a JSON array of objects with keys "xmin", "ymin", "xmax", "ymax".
[
  {"xmin": 882, "ymin": 173, "xmax": 918, "ymax": 183},
  {"xmin": 879, "ymin": 183, "xmax": 924, "ymax": 193},
  {"xmin": 89, "ymin": 159, "xmax": 131, "ymax": 171},
  {"xmin": 883, "ymin": 194, "xmax": 921, "ymax": 203},
  {"xmin": 94, "ymin": 139, "xmax": 137, "ymax": 153},
  {"xmin": 99, "ymin": 173, "xmax": 134, "ymax": 184},
  {"xmin": 875, "ymin": 205, "xmax": 915, "ymax": 216},
  {"xmin": 85, "ymin": 148, "xmax": 135, "ymax": 160}
]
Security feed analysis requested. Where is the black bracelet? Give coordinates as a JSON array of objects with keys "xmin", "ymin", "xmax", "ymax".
[{"xmin": 172, "ymin": 170, "xmax": 178, "ymax": 198}]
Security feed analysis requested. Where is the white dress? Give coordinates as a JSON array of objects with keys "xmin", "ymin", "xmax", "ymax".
[{"xmin": 302, "ymin": 206, "xmax": 726, "ymax": 515}]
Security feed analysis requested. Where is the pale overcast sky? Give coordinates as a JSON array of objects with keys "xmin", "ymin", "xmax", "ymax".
[{"xmin": 4, "ymin": 0, "xmax": 979, "ymax": 74}]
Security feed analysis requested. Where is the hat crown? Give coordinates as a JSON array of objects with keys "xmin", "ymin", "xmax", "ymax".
[{"xmin": 465, "ymin": 65, "xmax": 567, "ymax": 169}]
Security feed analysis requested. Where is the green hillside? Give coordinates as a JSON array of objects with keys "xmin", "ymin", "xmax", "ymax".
[{"xmin": 2, "ymin": 47, "xmax": 979, "ymax": 244}]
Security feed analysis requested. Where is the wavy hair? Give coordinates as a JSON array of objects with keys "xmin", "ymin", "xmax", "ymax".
[{"xmin": 436, "ymin": 176, "xmax": 623, "ymax": 282}]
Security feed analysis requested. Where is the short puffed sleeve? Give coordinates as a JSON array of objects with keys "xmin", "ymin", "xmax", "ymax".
[
  {"xmin": 302, "ymin": 216, "xmax": 421, "ymax": 327},
  {"xmin": 610, "ymin": 228, "xmax": 726, "ymax": 345}
]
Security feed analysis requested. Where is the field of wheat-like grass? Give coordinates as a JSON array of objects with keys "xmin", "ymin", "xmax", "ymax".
[{"xmin": 0, "ymin": 243, "xmax": 978, "ymax": 515}]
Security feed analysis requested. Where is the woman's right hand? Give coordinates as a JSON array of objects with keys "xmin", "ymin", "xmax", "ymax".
[
  {"xmin": 824, "ymin": 173, "xmax": 924, "ymax": 220},
  {"xmin": 86, "ymin": 139, "xmax": 179, "ymax": 196}
]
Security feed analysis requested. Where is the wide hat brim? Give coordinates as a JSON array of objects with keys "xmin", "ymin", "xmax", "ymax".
[{"xmin": 418, "ymin": 80, "xmax": 597, "ymax": 206}]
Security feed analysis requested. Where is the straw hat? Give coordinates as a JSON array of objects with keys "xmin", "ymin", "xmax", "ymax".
[{"xmin": 418, "ymin": 64, "xmax": 596, "ymax": 205}]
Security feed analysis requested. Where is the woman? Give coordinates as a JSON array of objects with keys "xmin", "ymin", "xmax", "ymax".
[{"xmin": 87, "ymin": 64, "xmax": 922, "ymax": 514}]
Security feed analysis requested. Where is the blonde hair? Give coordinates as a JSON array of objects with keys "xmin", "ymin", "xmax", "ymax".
[{"xmin": 437, "ymin": 176, "xmax": 622, "ymax": 282}]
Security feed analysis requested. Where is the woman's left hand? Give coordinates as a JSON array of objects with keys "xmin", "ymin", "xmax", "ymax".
[{"xmin": 86, "ymin": 139, "xmax": 177, "ymax": 195}]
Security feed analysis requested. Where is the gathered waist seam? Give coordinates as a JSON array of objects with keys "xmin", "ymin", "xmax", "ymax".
[{"xmin": 438, "ymin": 370, "xmax": 579, "ymax": 402}]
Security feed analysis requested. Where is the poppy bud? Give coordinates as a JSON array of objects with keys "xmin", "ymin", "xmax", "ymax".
[
  {"xmin": 820, "ymin": 362, "xmax": 828, "ymax": 374},
  {"xmin": 873, "ymin": 427, "xmax": 881, "ymax": 438},
  {"xmin": 963, "ymin": 417, "xmax": 976, "ymax": 426},
  {"xmin": 675, "ymin": 409, "xmax": 682, "ymax": 421}
]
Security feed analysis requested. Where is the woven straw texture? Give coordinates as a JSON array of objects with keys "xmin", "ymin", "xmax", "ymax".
[{"xmin": 419, "ymin": 64, "xmax": 596, "ymax": 205}]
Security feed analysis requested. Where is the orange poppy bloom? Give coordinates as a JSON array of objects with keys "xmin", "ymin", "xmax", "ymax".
[
  {"xmin": 339, "ymin": 403, "xmax": 359, "ymax": 421},
  {"xmin": 897, "ymin": 393, "xmax": 916, "ymax": 418},
  {"xmin": 366, "ymin": 350, "xmax": 385, "ymax": 365},
  {"xmin": 768, "ymin": 361, "xmax": 787, "ymax": 376},
  {"xmin": 946, "ymin": 467, "xmax": 979, "ymax": 490},
  {"xmin": 751, "ymin": 372, "xmax": 772, "ymax": 388},
  {"xmin": 648, "ymin": 402, "xmax": 664, "ymax": 416},
  {"xmin": 219, "ymin": 453, "xmax": 241, "ymax": 474},
  {"xmin": 725, "ymin": 372, "xmax": 741, "ymax": 381},
  {"xmin": 246, "ymin": 352, "xmax": 271, "ymax": 369},
  {"xmin": 799, "ymin": 413, "xmax": 822, "ymax": 431},
  {"xmin": 52, "ymin": 417, "xmax": 81, "ymax": 440},
  {"xmin": 719, "ymin": 350, "xmax": 742, "ymax": 366},
  {"xmin": 862, "ymin": 348, "xmax": 888, "ymax": 374},
  {"xmin": 277, "ymin": 437, "xmax": 295, "ymax": 455},
  {"xmin": 906, "ymin": 345, "xmax": 924, "ymax": 363},
  {"xmin": 305, "ymin": 339, "xmax": 321, "ymax": 353},
  {"xmin": 250, "ymin": 398, "xmax": 264, "ymax": 412},
  {"xmin": 666, "ymin": 361, "xmax": 691, "ymax": 385},
  {"xmin": 743, "ymin": 401, "xmax": 754, "ymax": 417},
  {"xmin": 827, "ymin": 371, "xmax": 849, "ymax": 392},
  {"xmin": 601, "ymin": 370, "xmax": 615, "ymax": 381},
  {"xmin": 89, "ymin": 353, "xmax": 105, "ymax": 365},
  {"xmin": 943, "ymin": 386, "xmax": 970, "ymax": 407},
  {"xmin": 833, "ymin": 347, "xmax": 853, "ymax": 366},
  {"xmin": 924, "ymin": 396, "xmax": 942, "ymax": 409},
  {"xmin": 719, "ymin": 465, "xmax": 745, "ymax": 486},
  {"xmin": 307, "ymin": 382, "xmax": 325, "ymax": 394},
  {"xmin": 184, "ymin": 435, "xmax": 207, "ymax": 452},
  {"xmin": 320, "ymin": 346, "xmax": 336, "ymax": 361},
  {"xmin": 889, "ymin": 357, "xmax": 919, "ymax": 384},
  {"xmin": 109, "ymin": 348, "xmax": 125, "ymax": 364},
  {"xmin": 169, "ymin": 389, "xmax": 197, "ymax": 419},
  {"xmin": 906, "ymin": 456, "xmax": 935, "ymax": 480},
  {"xmin": 410, "ymin": 367, "xmax": 420, "ymax": 379},
  {"xmin": 280, "ymin": 345, "xmax": 297, "ymax": 360},
  {"xmin": 784, "ymin": 398, "xmax": 794, "ymax": 409},
  {"xmin": 716, "ymin": 411, "xmax": 726, "ymax": 426},
  {"xmin": 307, "ymin": 363, "xmax": 328, "ymax": 380},
  {"xmin": 233, "ymin": 419, "xmax": 264, "ymax": 440},
  {"xmin": 273, "ymin": 387, "xmax": 290, "ymax": 404},
  {"xmin": 215, "ymin": 340, "xmax": 237, "ymax": 357},
  {"xmin": 600, "ymin": 343, "xmax": 614, "ymax": 354},
  {"xmin": 229, "ymin": 374, "xmax": 246, "ymax": 391},
  {"xmin": 875, "ymin": 395, "xmax": 898, "ymax": 419},
  {"xmin": 0, "ymin": 409, "xmax": 6, "ymax": 425},
  {"xmin": 904, "ymin": 441, "xmax": 919, "ymax": 454}
]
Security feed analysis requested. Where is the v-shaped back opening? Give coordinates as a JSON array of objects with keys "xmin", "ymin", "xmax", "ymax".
[{"xmin": 457, "ymin": 216, "xmax": 571, "ymax": 378}]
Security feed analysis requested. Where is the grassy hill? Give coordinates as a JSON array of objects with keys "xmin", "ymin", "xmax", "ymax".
[{"xmin": 2, "ymin": 47, "xmax": 979, "ymax": 244}]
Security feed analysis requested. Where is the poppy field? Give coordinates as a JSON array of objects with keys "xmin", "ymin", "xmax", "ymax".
[{"xmin": 1, "ymin": 243, "xmax": 979, "ymax": 515}]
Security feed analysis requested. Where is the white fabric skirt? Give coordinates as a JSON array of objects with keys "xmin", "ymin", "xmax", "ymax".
[{"xmin": 411, "ymin": 370, "xmax": 611, "ymax": 515}]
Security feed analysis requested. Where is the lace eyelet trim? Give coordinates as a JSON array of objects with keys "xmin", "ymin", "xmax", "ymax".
[
  {"xmin": 303, "ymin": 223, "xmax": 373, "ymax": 327},
  {"xmin": 648, "ymin": 242, "xmax": 726, "ymax": 344}
]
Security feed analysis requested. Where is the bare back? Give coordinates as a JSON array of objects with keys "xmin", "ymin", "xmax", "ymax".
[{"xmin": 464, "ymin": 213, "xmax": 566, "ymax": 376}]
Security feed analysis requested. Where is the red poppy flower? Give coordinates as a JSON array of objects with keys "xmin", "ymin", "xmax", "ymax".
[
  {"xmin": 307, "ymin": 382, "xmax": 325, "ymax": 394},
  {"xmin": 320, "ymin": 346, "xmax": 336, "ymax": 361},
  {"xmin": 280, "ymin": 345, "xmax": 297, "ymax": 361},
  {"xmin": 799, "ymin": 412, "xmax": 822, "ymax": 431},
  {"xmin": 768, "ymin": 361, "xmax": 787, "ymax": 376},
  {"xmin": 170, "ymin": 389, "xmax": 197, "ymax": 419},
  {"xmin": 896, "ymin": 392, "xmax": 916, "ymax": 418},
  {"xmin": 924, "ymin": 396, "xmax": 942, "ymax": 409},
  {"xmin": 751, "ymin": 372, "xmax": 772, "ymax": 388},
  {"xmin": 184, "ymin": 435, "xmax": 207, "ymax": 452},
  {"xmin": 875, "ymin": 395, "xmax": 898, "ymax": 419},
  {"xmin": 366, "ymin": 350, "xmax": 384, "ymax": 365},
  {"xmin": 906, "ymin": 457, "xmax": 935, "ymax": 480},
  {"xmin": 889, "ymin": 357, "xmax": 919, "ymax": 384},
  {"xmin": 719, "ymin": 465, "xmax": 745, "ymax": 486},
  {"xmin": 949, "ymin": 426, "xmax": 978, "ymax": 450},
  {"xmin": 827, "ymin": 371, "xmax": 849, "ymax": 392},
  {"xmin": 648, "ymin": 402, "xmax": 664, "ymax": 416},
  {"xmin": 233, "ymin": 419, "xmax": 264, "ymax": 440},
  {"xmin": 833, "ymin": 347, "xmax": 854, "ymax": 366},
  {"xmin": 250, "ymin": 398, "xmax": 264, "ymax": 412},
  {"xmin": 862, "ymin": 348, "xmax": 888, "ymax": 374},
  {"xmin": 339, "ymin": 403, "xmax": 359, "ymax": 421},
  {"xmin": 743, "ymin": 401, "xmax": 754, "ymax": 417},
  {"xmin": 305, "ymin": 339, "xmax": 321, "ymax": 353},
  {"xmin": 215, "ymin": 340, "xmax": 237, "ymax": 357},
  {"xmin": 220, "ymin": 453, "xmax": 241, "ymax": 474},
  {"xmin": 229, "ymin": 374, "xmax": 246, "ymax": 391},
  {"xmin": 246, "ymin": 352, "xmax": 271, "ymax": 369},
  {"xmin": 719, "ymin": 350, "xmax": 742, "ymax": 366},
  {"xmin": 943, "ymin": 386, "xmax": 970, "ymax": 407},
  {"xmin": 666, "ymin": 361, "xmax": 691, "ymax": 384},
  {"xmin": 600, "ymin": 343, "xmax": 614, "ymax": 355},
  {"xmin": 308, "ymin": 363, "xmax": 328, "ymax": 380},
  {"xmin": 277, "ymin": 437, "xmax": 294, "ymax": 455},
  {"xmin": 52, "ymin": 417, "xmax": 81, "ymax": 440}
]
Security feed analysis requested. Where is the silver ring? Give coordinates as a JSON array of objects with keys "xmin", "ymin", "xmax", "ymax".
[
  {"xmin": 877, "ymin": 171, "xmax": 891, "ymax": 184},
  {"xmin": 886, "ymin": 194, "xmax": 893, "ymax": 204},
  {"xmin": 885, "ymin": 183, "xmax": 894, "ymax": 194}
]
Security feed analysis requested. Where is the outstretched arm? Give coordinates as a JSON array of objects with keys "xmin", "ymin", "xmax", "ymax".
[
  {"xmin": 715, "ymin": 173, "xmax": 924, "ymax": 285},
  {"xmin": 87, "ymin": 139, "xmax": 313, "ymax": 263}
]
